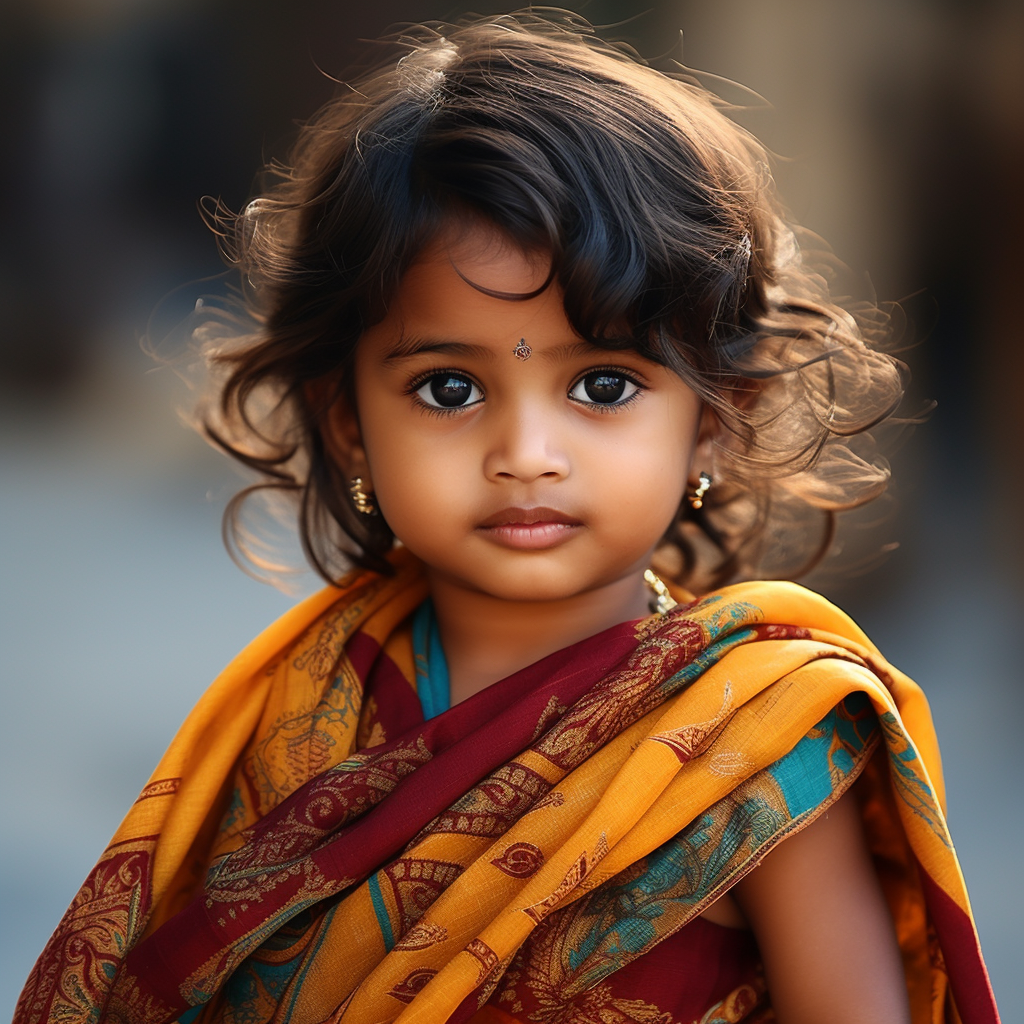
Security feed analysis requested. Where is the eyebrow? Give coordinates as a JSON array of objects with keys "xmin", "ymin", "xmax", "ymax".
[
  {"xmin": 381, "ymin": 337, "xmax": 495, "ymax": 364},
  {"xmin": 381, "ymin": 335, "xmax": 614, "ymax": 364}
]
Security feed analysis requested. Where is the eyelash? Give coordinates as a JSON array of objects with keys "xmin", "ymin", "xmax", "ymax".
[
  {"xmin": 405, "ymin": 368, "xmax": 485, "ymax": 417},
  {"xmin": 568, "ymin": 366, "xmax": 646, "ymax": 412},
  {"xmin": 404, "ymin": 365, "xmax": 647, "ymax": 415}
]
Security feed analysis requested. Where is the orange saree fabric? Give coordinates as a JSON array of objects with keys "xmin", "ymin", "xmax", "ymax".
[{"xmin": 15, "ymin": 549, "xmax": 1000, "ymax": 1024}]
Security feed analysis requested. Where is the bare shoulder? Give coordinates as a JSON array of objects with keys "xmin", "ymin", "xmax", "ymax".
[
  {"xmin": 737, "ymin": 787, "xmax": 869, "ymax": 909},
  {"xmin": 732, "ymin": 790, "xmax": 911, "ymax": 1024}
]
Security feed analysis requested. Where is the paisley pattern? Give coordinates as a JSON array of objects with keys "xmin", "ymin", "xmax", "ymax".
[
  {"xmin": 395, "ymin": 921, "xmax": 449, "ymax": 951},
  {"xmin": 496, "ymin": 701, "xmax": 878, "ymax": 1008},
  {"xmin": 17, "ymin": 838, "xmax": 157, "ymax": 1024},
  {"xmin": 492, "ymin": 843, "xmax": 546, "ymax": 879},
  {"xmin": 245, "ymin": 663, "xmax": 362, "ymax": 810},
  {"xmin": 383, "ymin": 858, "xmax": 465, "ymax": 932},
  {"xmin": 389, "ymin": 968, "xmax": 438, "ymax": 1004},
  {"xmin": 14, "ymin": 553, "xmax": 999, "ymax": 1024},
  {"xmin": 522, "ymin": 834, "xmax": 610, "ymax": 926},
  {"xmin": 423, "ymin": 761, "xmax": 552, "ymax": 840},
  {"xmin": 649, "ymin": 681, "xmax": 733, "ymax": 763}
]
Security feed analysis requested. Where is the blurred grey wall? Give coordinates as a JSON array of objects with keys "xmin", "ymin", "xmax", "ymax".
[{"xmin": 1, "ymin": 0, "xmax": 1021, "ymax": 1017}]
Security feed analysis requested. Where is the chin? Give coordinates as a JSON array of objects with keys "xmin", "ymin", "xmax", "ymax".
[
  {"xmin": 417, "ymin": 557, "xmax": 574, "ymax": 602},
  {"xmin": 471, "ymin": 562, "xmax": 633, "ymax": 604},
  {"xmin": 482, "ymin": 579, "xmax": 583, "ymax": 603}
]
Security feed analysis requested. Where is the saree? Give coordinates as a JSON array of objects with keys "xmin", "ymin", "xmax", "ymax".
[{"xmin": 16, "ymin": 547, "xmax": 1000, "ymax": 1024}]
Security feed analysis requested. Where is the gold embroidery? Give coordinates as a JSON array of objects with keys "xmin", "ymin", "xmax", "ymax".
[{"xmin": 394, "ymin": 921, "xmax": 449, "ymax": 951}]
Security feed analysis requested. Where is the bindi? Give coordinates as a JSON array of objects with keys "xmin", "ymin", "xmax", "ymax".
[{"xmin": 513, "ymin": 338, "xmax": 532, "ymax": 361}]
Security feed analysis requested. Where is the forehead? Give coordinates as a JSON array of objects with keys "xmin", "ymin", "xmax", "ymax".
[
  {"xmin": 422, "ymin": 220, "xmax": 552, "ymax": 296},
  {"xmin": 367, "ymin": 221, "xmax": 570, "ymax": 348}
]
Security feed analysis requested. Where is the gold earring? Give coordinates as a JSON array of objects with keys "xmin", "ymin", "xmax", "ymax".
[
  {"xmin": 644, "ymin": 569, "xmax": 678, "ymax": 615},
  {"xmin": 688, "ymin": 472, "xmax": 712, "ymax": 510},
  {"xmin": 349, "ymin": 477, "xmax": 378, "ymax": 516}
]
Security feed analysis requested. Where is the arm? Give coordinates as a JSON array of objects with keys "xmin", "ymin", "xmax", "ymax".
[{"xmin": 733, "ymin": 790, "xmax": 911, "ymax": 1024}]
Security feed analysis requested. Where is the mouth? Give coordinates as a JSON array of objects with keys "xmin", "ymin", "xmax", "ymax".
[{"xmin": 476, "ymin": 506, "xmax": 583, "ymax": 550}]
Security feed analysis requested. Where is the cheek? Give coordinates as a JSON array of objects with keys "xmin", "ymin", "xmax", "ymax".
[
  {"xmin": 361, "ymin": 415, "xmax": 469, "ymax": 541},
  {"xmin": 611, "ymin": 453, "xmax": 687, "ymax": 533},
  {"xmin": 588, "ymin": 412, "xmax": 694, "ymax": 524}
]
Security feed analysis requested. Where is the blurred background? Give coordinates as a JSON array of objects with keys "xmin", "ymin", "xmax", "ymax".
[{"xmin": 1, "ymin": 0, "xmax": 1021, "ymax": 1017}]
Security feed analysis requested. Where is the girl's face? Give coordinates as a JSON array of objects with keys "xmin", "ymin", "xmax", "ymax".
[{"xmin": 347, "ymin": 221, "xmax": 705, "ymax": 605}]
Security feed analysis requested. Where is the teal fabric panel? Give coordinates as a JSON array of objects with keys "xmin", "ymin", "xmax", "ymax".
[
  {"xmin": 412, "ymin": 600, "xmax": 450, "ymax": 720},
  {"xmin": 767, "ymin": 708, "xmax": 838, "ymax": 817},
  {"xmin": 367, "ymin": 872, "xmax": 395, "ymax": 952}
]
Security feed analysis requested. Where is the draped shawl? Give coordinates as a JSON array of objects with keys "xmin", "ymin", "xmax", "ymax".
[{"xmin": 16, "ymin": 549, "xmax": 1000, "ymax": 1024}]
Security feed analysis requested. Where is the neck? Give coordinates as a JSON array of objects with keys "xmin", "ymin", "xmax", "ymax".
[{"xmin": 426, "ymin": 569, "xmax": 652, "ymax": 706}]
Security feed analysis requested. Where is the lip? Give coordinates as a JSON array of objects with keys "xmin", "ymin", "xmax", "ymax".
[
  {"xmin": 476, "ymin": 506, "xmax": 583, "ymax": 550},
  {"xmin": 478, "ymin": 506, "xmax": 581, "ymax": 528}
]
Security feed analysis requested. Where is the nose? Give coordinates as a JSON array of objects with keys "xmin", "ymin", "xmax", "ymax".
[{"xmin": 482, "ymin": 401, "xmax": 571, "ymax": 484}]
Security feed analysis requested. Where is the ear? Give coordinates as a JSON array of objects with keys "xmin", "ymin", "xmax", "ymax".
[
  {"xmin": 307, "ymin": 381, "xmax": 373, "ymax": 491},
  {"xmin": 688, "ymin": 405, "xmax": 719, "ymax": 485}
]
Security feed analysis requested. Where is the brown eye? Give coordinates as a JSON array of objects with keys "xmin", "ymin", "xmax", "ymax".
[
  {"xmin": 416, "ymin": 373, "xmax": 483, "ymax": 409},
  {"xmin": 569, "ymin": 372, "xmax": 639, "ymax": 406}
]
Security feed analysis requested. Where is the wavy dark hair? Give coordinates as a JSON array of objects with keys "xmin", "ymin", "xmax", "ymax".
[{"xmin": 199, "ymin": 9, "xmax": 905, "ymax": 592}]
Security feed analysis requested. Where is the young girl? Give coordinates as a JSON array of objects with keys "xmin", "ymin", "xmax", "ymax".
[{"xmin": 17, "ymin": 12, "xmax": 999, "ymax": 1024}]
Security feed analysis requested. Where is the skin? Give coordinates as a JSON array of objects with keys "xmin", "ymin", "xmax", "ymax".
[
  {"xmin": 341, "ymin": 222, "xmax": 710, "ymax": 705},
  {"xmin": 332, "ymin": 219, "xmax": 911, "ymax": 1024},
  {"xmin": 733, "ymin": 792, "xmax": 911, "ymax": 1024}
]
